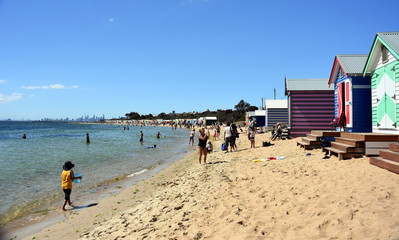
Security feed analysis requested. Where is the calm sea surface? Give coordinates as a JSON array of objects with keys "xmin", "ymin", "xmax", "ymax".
[{"xmin": 0, "ymin": 121, "xmax": 189, "ymax": 225}]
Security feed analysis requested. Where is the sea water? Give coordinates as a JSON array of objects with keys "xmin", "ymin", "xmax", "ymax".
[{"xmin": 0, "ymin": 121, "xmax": 190, "ymax": 225}]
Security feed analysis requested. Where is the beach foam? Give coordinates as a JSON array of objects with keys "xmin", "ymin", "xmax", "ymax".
[{"xmin": 127, "ymin": 169, "xmax": 149, "ymax": 178}]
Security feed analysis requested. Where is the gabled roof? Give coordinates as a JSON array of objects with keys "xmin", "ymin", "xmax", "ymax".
[
  {"xmin": 328, "ymin": 55, "xmax": 368, "ymax": 86},
  {"xmin": 363, "ymin": 32, "xmax": 399, "ymax": 76},
  {"xmin": 379, "ymin": 32, "xmax": 399, "ymax": 54},
  {"xmin": 285, "ymin": 78, "xmax": 329, "ymax": 95},
  {"xmin": 337, "ymin": 55, "xmax": 369, "ymax": 74}
]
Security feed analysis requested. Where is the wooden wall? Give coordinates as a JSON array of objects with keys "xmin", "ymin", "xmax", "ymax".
[
  {"xmin": 266, "ymin": 108, "xmax": 288, "ymax": 127},
  {"xmin": 288, "ymin": 90, "xmax": 335, "ymax": 137}
]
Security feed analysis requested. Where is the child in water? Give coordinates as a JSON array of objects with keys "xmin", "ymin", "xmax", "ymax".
[{"xmin": 61, "ymin": 161, "xmax": 82, "ymax": 211}]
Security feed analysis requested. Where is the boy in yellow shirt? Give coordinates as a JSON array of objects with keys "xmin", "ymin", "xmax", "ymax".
[{"xmin": 61, "ymin": 161, "xmax": 82, "ymax": 211}]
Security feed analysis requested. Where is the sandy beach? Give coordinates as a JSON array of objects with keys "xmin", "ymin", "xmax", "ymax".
[{"xmin": 8, "ymin": 128, "xmax": 399, "ymax": 240}]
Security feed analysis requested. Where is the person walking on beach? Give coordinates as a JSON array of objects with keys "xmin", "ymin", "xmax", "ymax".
[
  {"xmin": 231, "ymin": 123, "xmax": 239, "ymax": 151},
  {"xmin": 213, "ymin": 130, "xmax": 217, "ymax": 141},
  {"xmin": 248, "ymin": 118, "xmax": 256, "ymax": 148},
  {"xmin": 198, "ymin": 128, "xmax": 208, "ymax": 164},
  {"xmin": 61, "ymin": 161, "xmax": 82, "ymax": 211},
  {"xmin": 140, "ymin": 131, "xmax": 144, "ymax": 142},
  {"xmin": 189, "ymin": 129, "xmax": 195, "ymax": 146},
  {"xmin": 223, "ymin": 123, "xmax": 233, "ymax": 152}
]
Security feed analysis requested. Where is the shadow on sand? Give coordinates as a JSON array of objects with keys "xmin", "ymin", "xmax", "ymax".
[
  {"xmin": 73, "ymin": 203, "xmax": 99, "ymax": 210},
  {"xmin": 208, "ymin": 161, "xmax": 228, "ymax": 164}
]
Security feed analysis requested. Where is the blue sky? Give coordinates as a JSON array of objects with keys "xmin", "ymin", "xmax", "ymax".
[{"xmin": 0, "ymin": 0, "xmax": 398, "ymax": 120}]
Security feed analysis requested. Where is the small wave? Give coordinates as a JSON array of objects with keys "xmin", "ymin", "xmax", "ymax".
[{"xmin": 127, "ymin": 169, "xmax": 149, "ymax": 178}]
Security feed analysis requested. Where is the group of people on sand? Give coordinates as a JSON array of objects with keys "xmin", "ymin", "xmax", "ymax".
[
  {"xmin": 194, "ymin": 117, "xmax": 258, "ymax": 164},
  {"xmin": 223, "ymin": 122, "xmax": 239, "ymax": 152},
  {"xmin": 61, "ymin": 120, "xmax": 260, "ymax": 211}
]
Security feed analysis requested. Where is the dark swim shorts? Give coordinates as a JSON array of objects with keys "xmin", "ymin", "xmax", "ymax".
[{"xmin": 63, "ymin": 189, "xmax": 71, "ymax": 200}]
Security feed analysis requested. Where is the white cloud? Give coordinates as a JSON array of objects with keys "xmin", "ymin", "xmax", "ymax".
[
  {"xmin": 0, "ymin": 80, "xmax": 6, "ymax": 83},
  {"xmin": 20, "ymin": 84, "xmax": 78, "ymax": 90},
  {"xmin": 0, "ymin": 92, "xmax": 22, "ymax": 103},
  {"xmin": 109, "ymin": 18, "xmax": 114, "ymax": 22}
]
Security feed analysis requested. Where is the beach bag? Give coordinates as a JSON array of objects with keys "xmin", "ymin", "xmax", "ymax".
[
  {"xmin": 262, "ymin": 141, "xmax": 271, "ymax": 147},
  {"xmin": 221, "ymin": 142, "xmax": 227, "ymax": 151}
]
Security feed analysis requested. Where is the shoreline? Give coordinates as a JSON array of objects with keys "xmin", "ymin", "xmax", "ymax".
[
  {"xmin": 4, "ymin": 129, "xmax": 399, "ymax": 239},
  {"xmin": 0, "ymin": 122, "xmax": 191, "ymax": 234},
  {"xmin": 2, "ymin": 143, "xmax": 196, "ymax": 240}
]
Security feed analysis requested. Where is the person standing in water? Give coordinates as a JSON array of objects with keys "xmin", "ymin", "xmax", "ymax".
[
  {"xmin": 140, "ymin": 131, "xmax": 144, "ymax": 142},
  {"xmin": 189, "ymin": 129, "xmax": 195, "ymax": 146},
  {"xmin": 86, "ymin": 133, "xmax": 90, "ymax": 143}
]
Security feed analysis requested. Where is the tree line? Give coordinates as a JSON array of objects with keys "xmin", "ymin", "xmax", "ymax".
[{"xmin": 122, "ymin": 100, "xmax": 258, "ymax": 123}]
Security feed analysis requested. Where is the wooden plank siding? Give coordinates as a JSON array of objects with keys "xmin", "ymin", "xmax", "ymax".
[
  {"xmin": 266, "ymin": 108, "xmax": 288, "ymax": 127},
  {"xmin": 288, "ymin": 90, "xmax": 334, "ymax": 137}
]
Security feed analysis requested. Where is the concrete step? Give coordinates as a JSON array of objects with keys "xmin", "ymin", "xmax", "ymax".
[
  {"xmin": 370, "ymin": 157, "xmax": 399, "ymax": 174},
  {"xmin": 379, "ymin": 150, "xmax": 399, "ymax": 163}
]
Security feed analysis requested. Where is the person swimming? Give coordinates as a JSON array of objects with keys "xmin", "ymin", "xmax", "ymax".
[{"xmin": 147, "ymin": 145, "xmax": 156, "ymax": 148}]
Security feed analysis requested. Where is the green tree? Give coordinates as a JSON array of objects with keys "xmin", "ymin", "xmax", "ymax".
[
  {"xmin": 234, "ymin": 100, "xmax": 250, "ymax": 112},
  {"xmin": 157, "ymin": 112, "xmax": 167, "ymax": 119},
  {"xmin": 125, "ymin": 112, "xmax": 141, "ymax": 120},
  {"xmin": 248, "ymin": 106, "xmax": 259, "ymax": 111}
]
